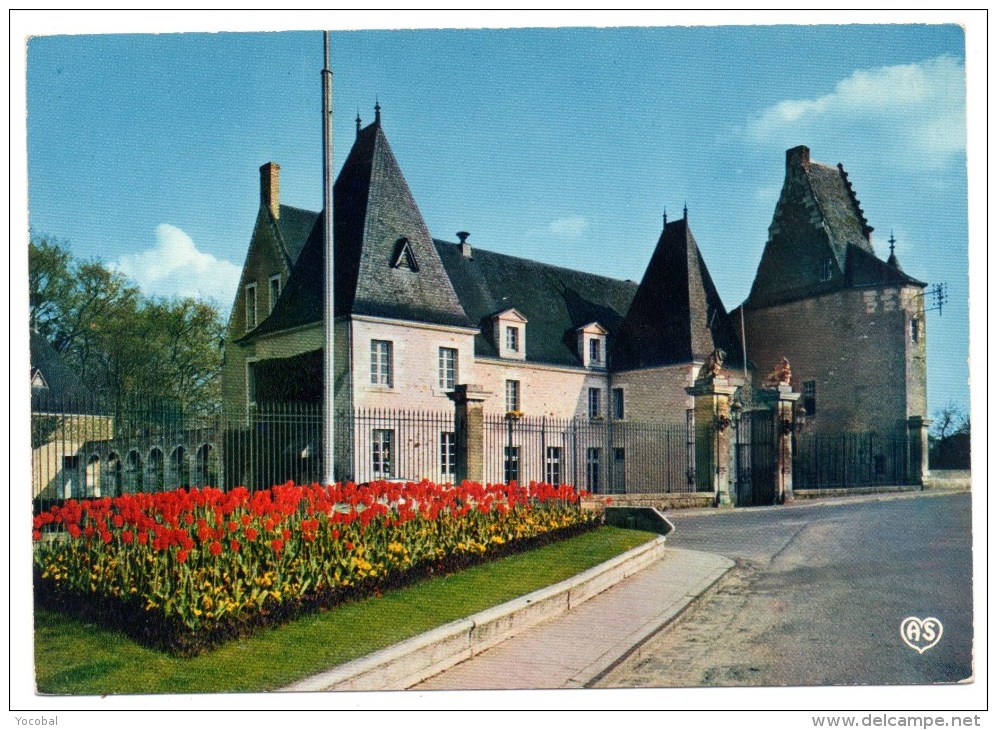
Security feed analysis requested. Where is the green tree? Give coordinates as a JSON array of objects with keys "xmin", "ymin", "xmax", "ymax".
[{"xmin": 28, "ymin": 231, "xmax": 224, "ymax": 412}]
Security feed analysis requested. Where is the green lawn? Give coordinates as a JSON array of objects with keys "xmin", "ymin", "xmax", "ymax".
[{"xmin": 35, "ymin": 525, "xmax": 656, "ymax": 695}]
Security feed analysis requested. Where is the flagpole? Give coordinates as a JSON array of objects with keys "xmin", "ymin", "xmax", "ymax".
[{"xmin": 321, "ymin": 31, "xmax": 336, "ymax": 486}]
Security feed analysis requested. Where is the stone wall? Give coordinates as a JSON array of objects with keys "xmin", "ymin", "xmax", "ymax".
[{"xmin": 744, "ymin": 285, "xmax": 927, "ymax": 435}]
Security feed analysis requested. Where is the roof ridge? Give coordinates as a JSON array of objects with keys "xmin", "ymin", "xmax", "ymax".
[{"xmin": 433, "ymin": 238, "xmax": 636, "ymax": 287}]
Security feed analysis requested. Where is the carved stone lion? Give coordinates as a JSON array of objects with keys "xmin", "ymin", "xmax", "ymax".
[
  {"xmin": 697, "ymin": 348, "xmax": 726, "ymax": 381},
  {"xmin": 765, "ymin": 357, "xmax": 792, "ymax": 386}
]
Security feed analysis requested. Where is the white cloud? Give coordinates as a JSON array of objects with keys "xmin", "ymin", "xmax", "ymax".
[
  {"xmin": 527, "ymin": 215, "xmax": 590, "ymax": 240},
  {"xmin": 115, "ymin": 223, "xmax": 242, "ymax": 305},
  {"xmin": 746, "ymin": 55, "xmax": 965, "ymax": 169}
]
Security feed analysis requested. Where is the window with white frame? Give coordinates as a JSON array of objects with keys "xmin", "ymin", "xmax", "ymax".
[
  {"xmin": 545, "ymin": 447, "xmax": 562, "ymax": 486},
  {"xmin": 504, "ymin": 446, "xmax": 520, "ymax": 483},
  {"xmin": 438, "ymin": 347, "xmax": 458, "ymax": 390},
  {"xmin": 440, "ymin": 431, "xmax": 456, "ymax": 478},
  {"xmin": 372, "ymin": 429, "xmax": 394, "ymax": 478},
  {"xmin": 589, "ymin": 338, "xmax": 601, "ymax": 364},
  {"xmin": 245, "ymin": 282, "xmax": 257, "ymax": 330},
  {"xmin": 506, "ymin": 379, "xmax": 521, "ymax": 413},
  {"xmin": 506, "ymin": 326, "xmax": 519, "ymax": 353},
  {"xmin": 268, "ymin": 275, "xmax": 281, "ymax": 313},
  {"xmin": 588, "ymin": 387, "xmax": 602, "ymax": 419},
  {"xmin": 370, "ymin": 340, "xmax": 393, "ymax": 387}
]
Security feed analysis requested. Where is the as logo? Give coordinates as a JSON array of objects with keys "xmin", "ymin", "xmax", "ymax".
[{"xmin": 900, "ymin": 616, "xmax": 943, "ymax": 654}]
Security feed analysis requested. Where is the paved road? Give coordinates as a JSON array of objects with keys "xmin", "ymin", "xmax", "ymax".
[{"xmin": 596, "ymin": 492, "xmax": 974, "ymax": 688}]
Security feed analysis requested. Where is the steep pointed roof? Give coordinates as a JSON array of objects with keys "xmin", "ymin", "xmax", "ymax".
[
  {"xmin": 274, "ymin": 204, "xmax": 320, "ymax": 265},
  {"xmin": 746, "ymin": 146, "xmax": 911, "ymax": 309},
  {"xmin": 612, "ymin": 218, "xmax": 741, "ymax": 370},
  {"xmin": 246, "ymin": 120, "xmax": 472, "ymax": 339}
]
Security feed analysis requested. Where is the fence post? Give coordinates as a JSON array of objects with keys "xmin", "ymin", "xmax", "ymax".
[
  {"xmin": 758, "ymin": 383, "xmax": 801, "ymax": 504},
  {"xmin": 687, "ymin": 374, "xmax": 741, "ymax": 506},
  {"xmin": 447, "ymin": 384, "xmax": 489, "ymax": 484},
  {"xmin": 907, "ymin": 415, "xmax": 932, "ymax": 486}
]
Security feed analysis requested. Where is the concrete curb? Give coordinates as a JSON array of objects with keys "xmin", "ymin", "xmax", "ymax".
[{"xmin": 281, "ymin": 534, "xmax": 668, "ymax": 692}]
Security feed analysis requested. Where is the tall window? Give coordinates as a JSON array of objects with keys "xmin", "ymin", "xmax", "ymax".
[
  {"xmin": 803, "ymin": 380, "xmax": 817, "ymax": 416},
  {"xmin": 588, "ymin": 387, "xmax": 602, "ymax": 419},
  {"xmin": 371, "ymin": 340, "xmax": 393, "ymax": 387},
  {"xmin": 268, "ymin": 275, "xmax": 281, "ymax": 313},
  {"xmin": 910, "ymin": 317, "xmax": 920, "ymax": 343},
  {"xmin": 506, "ymin": 326, "xmax": 519, "ymax": 352},
  {"xmin": 245, "ymin": 283, "xmax": 257, "ymax": 330},
  {"xmin": 504, "ymin": 446, "xmax": 521, "ymax": 483},
  {"xmin": 438, "ymin": 347, "xmax": 458, "ymax": 390},
  {"xmin": 612, "ymin": 388, "xmax": 625, "ymax": 420},
  {"xmin": 372, "ymin": 429, "xmax": 394, "ymax": 478},
  {"xmin": 505, "ymin": 379, "xmax": 521, "ymax": 413},
  {"xmin": 586, "ymin": 448, "xmax": 601, "ymax": 492},
  {"xmin": 818, "ymin": 258, "xmax": 834, "ymax": 282},
  {"xmin": 440, "ymin": 431, "xmax": 456, "ymax": 478},
  {"xmin": 589, "ymin": 338, "xmax": 601, "ymax": 364},
  {"xmin": 545, "ymin": 447, "xmax": 562, "ymax": 486}
]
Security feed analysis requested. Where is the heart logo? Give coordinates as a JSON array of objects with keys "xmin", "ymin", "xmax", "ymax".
[{"xmin": 900, "ymin": 616, "xmax": 943, "ymax": 654}]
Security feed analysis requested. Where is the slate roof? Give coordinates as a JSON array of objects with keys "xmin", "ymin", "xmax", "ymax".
[
  {"xmin": 746, "ymin": 147, "xmax": 922, "ymax": 309},
  {"xmin": 435, "ymin": 240, "xmax": 638, "ymax": 367},
  {"xmin": 246, "ymin": 121, "xmax": 472, "ymax": 340},
  {"xmin": 846, "ymin": 243, "xmax": 925, "ymax": 288},
  {"xmin": 805, "ymin": 160, "xmax": 875, "ymax": 270},
  {"xmin": 30, "ymin": 330, "xmax": 102, "ymax": 413},
  {"xmin": 612, "ymin": 218, "xmax": 742, "ymax": 371},
  {"xmin": 274, "ymin": 205, "xmax": 319, "ymax": 265}
]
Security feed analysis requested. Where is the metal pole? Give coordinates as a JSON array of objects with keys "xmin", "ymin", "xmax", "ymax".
[{"xmin": 321, "ymin": 31, "xmax": 336, "ymax": 486}]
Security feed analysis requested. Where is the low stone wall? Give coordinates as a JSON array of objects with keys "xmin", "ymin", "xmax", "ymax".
[
  {"xmin": 583, "ymin": 492, "xmax": 714, "ymax": 512},
  {"xmin": 923, "ymin": 470, "xmax": 972, "ymax": 491},
  {"xmin": 793, "ymin": 484, "xmax": 923, "ymax": 500}
]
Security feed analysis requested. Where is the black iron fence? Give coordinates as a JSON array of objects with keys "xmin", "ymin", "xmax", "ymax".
[
  {"xmin": 30, "ymin": 394, "xmax": 919, "ymax": 512},
  {"xmin": 482, "ymin": 414, "xmax": 695, "ymax": 494},
  {"xmin": 793, "ymin": 429, "xmax": 916, "ymax": 489}
]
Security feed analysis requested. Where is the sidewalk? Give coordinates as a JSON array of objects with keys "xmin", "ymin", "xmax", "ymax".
[{"xmin": 410, "ymin": 547, "xmax": 733, "ymax": 691}]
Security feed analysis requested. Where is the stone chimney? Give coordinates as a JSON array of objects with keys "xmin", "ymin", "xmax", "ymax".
[
  {"xmin": 260, "ymin": 162, "xmax": 280, "ymax": 220},
  {"xmin": 457, "ymin": 231, "xmax": 472, "ymax": 259},
  {"xmin": 786, "ymin": 145, "xmax": 810, "ymax": 172}
]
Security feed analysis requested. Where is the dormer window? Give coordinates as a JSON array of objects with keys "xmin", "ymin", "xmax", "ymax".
[
  {"xmin": 391, "ymin": 237, "xmax": 419, "ymax": 271},
  {"xmin": 492, "ymin": 308, "xmax": 528, "ymax": 361},
  {"xmin": 576, "ymin": 322, "xmax": 608, "ymax": 368}
]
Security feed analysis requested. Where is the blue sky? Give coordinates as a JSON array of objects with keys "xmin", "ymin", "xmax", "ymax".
[{"xmin": 21, "ymin": 16, "xmax": 974, "ymax": 418}]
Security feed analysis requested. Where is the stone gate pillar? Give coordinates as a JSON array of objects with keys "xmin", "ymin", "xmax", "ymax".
[
  {"xmin": 907, "ymin": 416, "xmax": 932, "ymax": 485},
  {"xmin": 447, "ymin": 384, "xmax": 489, "ymax": 484},
  {"xmin": 758, "ymin": 383, "xmax": 801, "ymax": 504},
  {"xmin": 687, "ymin": 376, "xmax": 741, "ymax": 506}
]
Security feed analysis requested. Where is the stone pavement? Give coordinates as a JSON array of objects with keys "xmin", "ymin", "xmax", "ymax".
[{"xmin": 410, "ymin": 547, "xmax": 733, "ymax": 691}]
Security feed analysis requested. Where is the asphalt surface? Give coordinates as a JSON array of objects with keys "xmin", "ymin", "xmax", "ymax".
[{"xmin": 596, "ymin": 492, "xmax": 974, "ymax": 687}]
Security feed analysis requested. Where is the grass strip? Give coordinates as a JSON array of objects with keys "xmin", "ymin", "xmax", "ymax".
[{"xmin": 35, "ymin": 525, "xmax": 656, "ymax": 695}]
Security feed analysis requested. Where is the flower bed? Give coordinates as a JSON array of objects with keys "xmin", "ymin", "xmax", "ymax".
[{"xmin": 33, "ymin": 480, "xmax": 598, "ymax": 655}]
